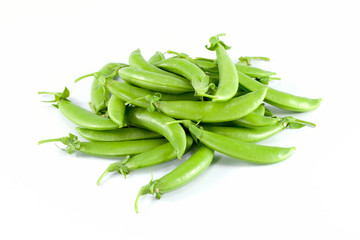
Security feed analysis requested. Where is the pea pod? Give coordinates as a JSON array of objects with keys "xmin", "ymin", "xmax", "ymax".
[
  {"xmin": 107, "ymin": 95, "xmax": 126, "ymax": 128},
  {"xmin": 233, "ymin": 112, "xmax": 280, "ymax": 128},
  {"xmin": 184, "ymin": 121, "xmax": 296, "ymax": 164},
  {"xmin": 76, "ymin": 127, "xmax": 162, "ymax": 142},
  {"xmin": 238, "ymin": 56, "xmax": 271, "ymax": 66},
  {"xmin": 75, "ymin": 63, "xmax": 127, "ymax": 115},
  {"xmin": 155, "ymin": 58, "xmax": 214, "ymax": 97},
  {"xmin": 135, "ymin": 145, "xmax": 214, "ymax": 213},
  {"xmin": 38, "ymin": 87, "xmax": 118, "ymax": 130},
  {"xmin": 237, "ymin": 71, "xmax": 322, "ymax": 112},
  {"xmin": 148, "ymin": 51, "xmax": 165, "ymax": 65},
  {"xmin": 129, "ymin": 49, "xmax": 185, "ymax": 81},
  {"xmin": 153, "ymin": 87, "xmax": 268, "ymax": 123},
  {"xmin": 38, "ymin": 133, "xmax": 167, "ymax": 157},
  {"xmin": 206, "ymin": 34, "xmax": 238, "ymax": 102},
  {"xmin": 106, "ymin": 81, "xmax": 199, "ymax": 112},
  {"xmin": 126, "ymin": 107, "xmax": 187, "ymax": 159},
  {"xmin": 118, "ymin": 67, "xmax": 193, "ymax": 94},
  {"xmin": 97, "ymin": 135, "xmax": 194, "ymax": 184}
]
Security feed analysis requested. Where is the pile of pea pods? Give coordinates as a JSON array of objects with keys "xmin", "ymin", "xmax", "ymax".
[{"xmin": 39, "ymin": 34, "xmax": 321, "ymax": 212}]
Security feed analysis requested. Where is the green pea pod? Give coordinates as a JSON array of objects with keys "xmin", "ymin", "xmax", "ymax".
[
  {"xmin": 202, "ymin": 123, "xmax": 287, "ymax": 143},
  {"xmin": 237, "ymin": 71, "xmax": 322, "ymax": 112},
  {"xmin": 76, "ymin": 127, "xmax": 163, "ymax": 142},
  {"xmin": 184, "ymin": 121, "xmax": 296, "ymax": 164},
  {"xmin": 38, "ymin": 133, "xmax": 167, "ymax": 157},
  {"xmin": 253, "ymin": 104, "xmax": 266, "ymax": 116},
  {"xmin": 135, "ymin": 145, "xmax": 214, "ymax": 213},
  {"xmin": 39, "ymin": 87, "xmax": 118, "ymax": 130},
  {"xmin": 233, "ymin": 112, "xmax": 280, "ymax": 128},
  {"xmin": 96, "ymin": 135, "xmax": 194, "ymax": 184},
  {"xmin": 238, "ymin": 56, "xmax": 271, "ymax": 66},
  {"xmin": 118, "ymin": 67, "xmax": 193, "ymax": 94},
  {"xmin": 154, "ymin": 87, "xmax": 268, "ymax": 123},
  {"xmin": 106, "ymin": 81, "xmax": 198, "ymax": 111},
  {"xmin": 75, "ymin": 63, "xmax": 127, "ymax": 115},
  {"xmin": 148, "ymin": 51, "xmax": 165, "ymax": 65},
  {"xmin": 129, "ymin": 49, "xmax": 185, "ymax": 81},
  {"xmin": 108, "ymin": 95, "xmax": 126, "ymax": 128},
  {"xmin": 206, "ymin": 33, "xmax": 238, "ymax": 102},
  {"xmin": 155, "ymin": 58, "xmax": 214, "ymax": 98},
  {"xmin": 126, "ymin": 107, "xmax": 187, "ymax": 159}
]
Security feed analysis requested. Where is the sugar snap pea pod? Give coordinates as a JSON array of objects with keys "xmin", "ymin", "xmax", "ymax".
[
  {"xmin": 118, "ymin": 67, "xmax": 193, "ymax": 94},
  {"xmin": 106, "ymin": 81, "xmax": 198, "ymax": 111},
  {"xmin": 76, "ymin": 127, "xmax": 162, "ymax": 142},
  {"xmin": 155, "ymin": 58, "xmax": 214, "ymax": 97},
  {"xmin": 233, "ymin": 112, "xmax": 281, "ymax": 128},
  {"xmin": 253, "ymin": 104, "xmax": 266, "ymax": 116},
  {"xmin": 126, "ymin": 107, "xmax": 187, "ymax": 159},
  {"xmin": 148, "ymin": 51, "xmax": 165, "ymax": 65},
  {"xmin": 205, "ymin": 33, "xmax": 238, "ymax": 102},
  {"xmin": 38, "ymin": 133, "xmax": 167, "ymax": 157},
  {"xmin": 135, "ymin": 145, "xmax": 214, "ymax": 213},
  {"xmin": 153, "ymin": 87, "xmax": 268, "ymax": 123},
  {"xmin": 97, "ymin": 135, "xmax": 194, "ymax": 184},
  {"xmin": 108, "ymin": 95, "xmax": 126, "ymax": 128},
  {"xmin": 184, "ymin": 121, "xmax": 296, "ymax": 164},
  {"xmin": 202, "ymin": 123, "xmax": 286, "ymax": 143},
  {"xmin": 129, "ymin": 49, "xmax": 186, "ymax": 81},
  {"xmin": 237, "ymin": 71, "xmax": 322, "ymax": 112},
  {"xmin": 38, "ymin": 87, "xmax": 118, "ymax": 130},
  {"xmin": 75, "ymin": 63, "xmax": 127, "ymax": 115}
]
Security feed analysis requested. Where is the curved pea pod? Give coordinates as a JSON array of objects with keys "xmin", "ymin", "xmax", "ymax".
[
  {"xmin": 184, "ymin": 121, "xmax": 296, "ymax": 164},
  {"xmin": 38, "ymin": 133, "xmax": 167, "ymax": 157},
  {"xmin": 155, "ymin": 58, "xmax": 214, "ymax": 97},
  {"xmin": 108, "ymin": 95, "xmax": 126, "ymax": 128},
  {"xmin": 126, "ymin": 107, "xmax": 187, "ymax": 159},
  {"xmin": 202, "ymin": 123, "xmax": 287, "ymax": 143},
  {"xmin": 206, "ymin": 34, "xmax": 238, "ymax": 102},
  {"xmin": 106, "ymin": 81, "xmax": 198, "ymax": 111},
  {"xmin": 118, "ymin": 67, "xmax": 193, "ymax": 94},
  {"xmin": 148, "ymin": 51, "xmax": 165, "ymax": 65},
  {"xmin": 238, "ymin": 56, "xmax": 271, "ymax": 66},
  {"xmin": 76, "ymin": 127, "xmax": 163, "ymax": 142},
  {"xmin": 154, "ymin": 87, "xmax": 268, "ymax": 123},
  {"xmin": 96, "ymin": 135, "xmax": 194, "ymax": 184},
  {"xmin": 75, "ymin": 63, "xmax": 127, "ymax": 115},
  {"xmin": 135, "ymin": 145, "xmax": 214, "ymax": 213},
  {"xmin": 38, "ymin": 87, "xmax": 118, "ymax": 130},
  {"xmin": 233, "ymin": 112, "xmax": 281, "ymax": 128},
  {"xmin": 235, "ymin": 64, "xmax": 276, "ymax": 78},
  {"xmin": 129, "ymin": 49, "xmax": 185, "ymax": 81},
  {"xmin": 237, "ymin": 71, "xmax": 322, "ymax": 112}
]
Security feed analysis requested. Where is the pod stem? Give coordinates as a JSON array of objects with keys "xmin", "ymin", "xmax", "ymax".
[
  {"xmin": 74, "ymin": 72, "xmax": 97, "ymax": 83},
  {"xmin": 205, "ymin": 33, "xmax": 231, "ymax": 51},
  {"xmin": 37, "ymin": 133, "xmax": 80, "ymax": 154},
  {"xmin": 134, "ymin": 178, "xmax": 159, "ymax": 213},
  {"xmin": 38, "ymin": 87, "xmax": 70, "ymax": 103},
  {"xmin": 282, "ymin": 116, "xmax": 316, "ymax": 129},
  {"xmin": 238, "ymin": 56, "xmax": 270, "ymax": 66},
  {"xmin": 96, "ymin": 156, "xmax": 131, "ymax": 185}
]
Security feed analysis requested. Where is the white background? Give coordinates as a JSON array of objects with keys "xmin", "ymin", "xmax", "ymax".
[{"xmin": 1, "ymin": 0, "xmax": 359, "ymax": 239}]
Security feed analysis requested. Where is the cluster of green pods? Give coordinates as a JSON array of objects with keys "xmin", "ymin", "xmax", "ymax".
[{"xmin": 39, "ymin": 33, "xmax": 321, "ymax": 213}]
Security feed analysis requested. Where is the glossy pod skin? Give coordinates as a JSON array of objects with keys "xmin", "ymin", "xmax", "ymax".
[
  {"xmin": 148, "ymin": 51, "xmax": 165, "ymax": 65},
  {"xmin": 107, "ymin": 95, "xmax": 126, "ymax": 128},
  {"xmin": 155, "ymin": 58, "xmax": 213, "ymax": 97},
  {"xmin": 237, "ymin": 71, "xmax": 322, "ymax": 112},
  {"xmin": 202, "ymin": 123, "xmax": 287, "ymax": 143},
  {"xmin": 233, "ymin": 112, "xmax": 280, "ymax": 128},
  {"xmin": 135, "ymin": 145, "xmax": 214, "ymax": 213},
  {"xmin": 96, "ymin": 135, "xmax": 194, "ymax": 184},
  {"xmin": 154, "ymin": 87, "xmax": 268, "ymax": 123},
  {"xmin": 38, "ymin": 134, "xmax": 167, "ymax": 157},
  {"xmin": 58, "ymin": 101, "xmax": 119, "ymax": 130},
  {"xmin": 129, "ymin": 49, "xmax": 185, "ymax": 81},
  {"xmin": 206, "ymin": 34, "xmax": 238, "ymax": 102},
  {"xmin": 126, "ymin": 107, "xmax": 187, "ymax": 159},
  {"xmin": 76, "ymin": 127, "xmax": 162, "ymax": 142},
  {"xmin": 106, "ymin": 81, "xmax": 198, "ymax": 110},
  {"xmin": 185, "ymin": 121, "xmax": 296, "ymax": 164},
  {"xmin": 118, "ymin": 67, "xmax": 193, "ymax": 94}
]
